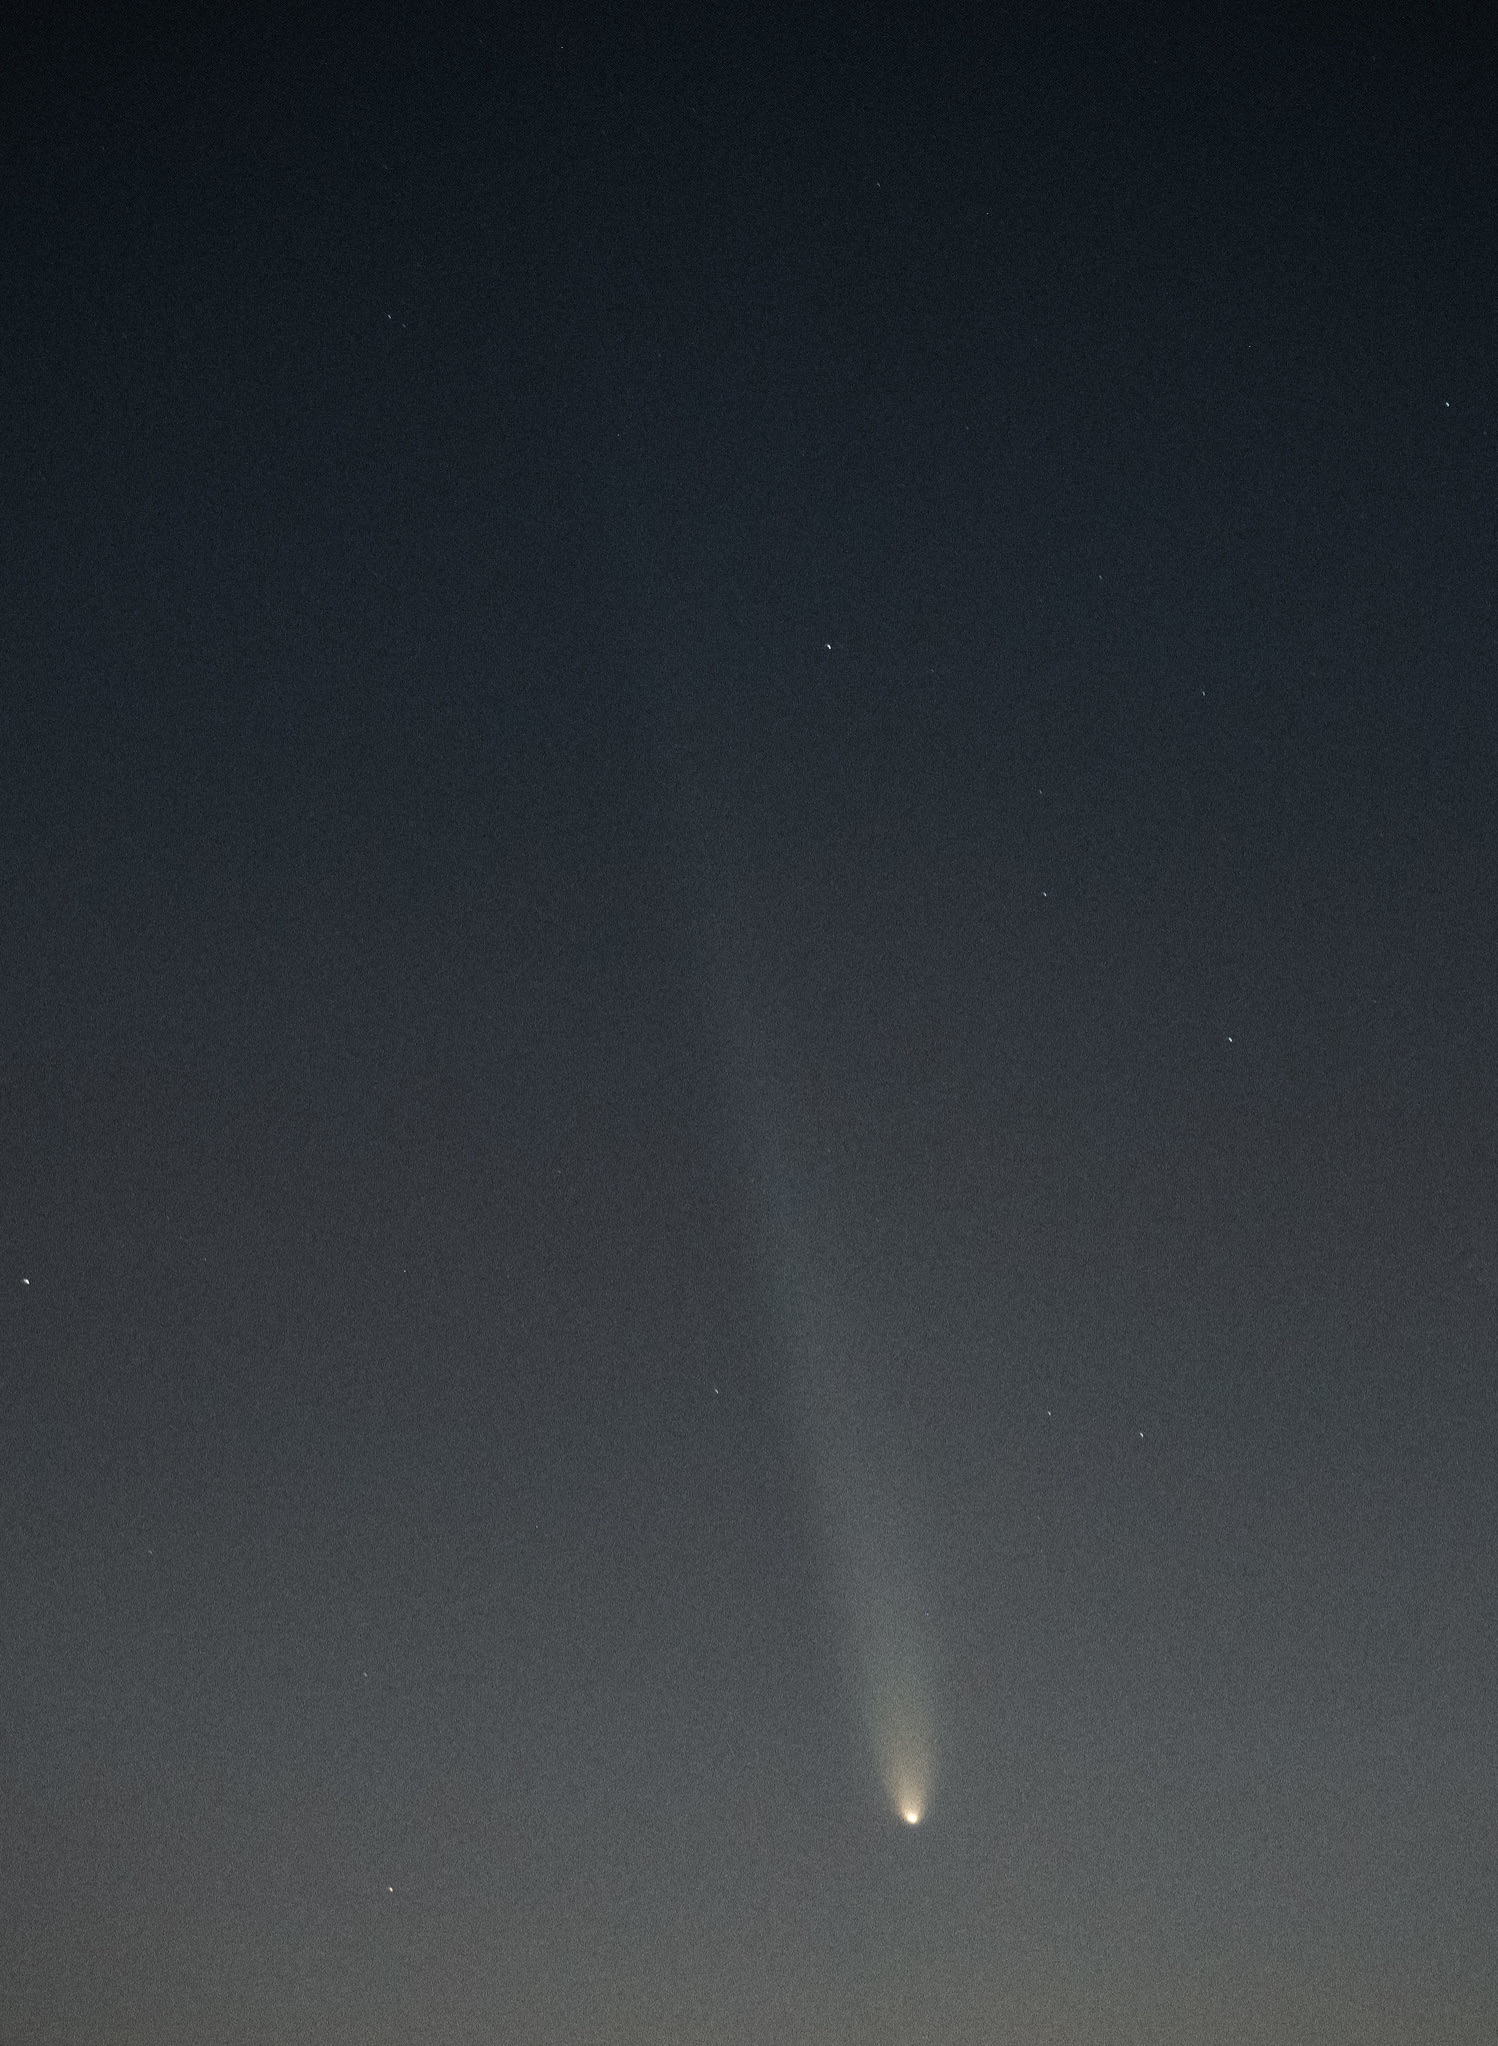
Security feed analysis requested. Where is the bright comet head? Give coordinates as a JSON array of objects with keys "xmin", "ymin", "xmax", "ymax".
[{"xmin": 883, "ymin": 1747, "xmax": 932, "ymax": 1829}]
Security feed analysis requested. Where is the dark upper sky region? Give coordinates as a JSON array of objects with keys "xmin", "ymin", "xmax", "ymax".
[{"xmin": 2, "ymin": 6, "xmax": 1495, "ymax": 2042}]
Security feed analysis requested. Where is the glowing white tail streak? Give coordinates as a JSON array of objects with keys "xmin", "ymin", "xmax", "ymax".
[
  {"xmin": 800, "ymin": 1363, "xmax": 936, "ymax": 1826},
  {"xmin": 678, "ymin": 762, "xmax": 936, "ymax": 1828}
]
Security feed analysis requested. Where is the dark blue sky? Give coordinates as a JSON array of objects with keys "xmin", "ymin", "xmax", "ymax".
[{"xmin": 2, "ymin": 6, "xmax": 1495, "ymax": 2041}]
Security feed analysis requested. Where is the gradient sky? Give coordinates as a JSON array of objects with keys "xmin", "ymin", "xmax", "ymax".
[{"xmin": 2, "ymin": 6, "xmax": 1496, "ymax": 2042}]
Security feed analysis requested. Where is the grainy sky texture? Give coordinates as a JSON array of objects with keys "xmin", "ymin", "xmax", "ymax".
[{"xmin": 2, "ymin": 6, "xmax": 1496, "ymax": 2043}]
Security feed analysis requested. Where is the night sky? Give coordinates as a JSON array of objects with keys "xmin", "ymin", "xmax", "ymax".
[{"xmin": 3, "ymin": 7, "xmax": 1496, "ymax": 2042}]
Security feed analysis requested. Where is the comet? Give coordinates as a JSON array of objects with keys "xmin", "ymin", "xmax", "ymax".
[
  {"xmin": 674, "ymin": 739, "xmax": 939, "ymax": 1830},
  {"xmin": 727, "ymin": 991, "xmax": 937, "ymax": 1831}
]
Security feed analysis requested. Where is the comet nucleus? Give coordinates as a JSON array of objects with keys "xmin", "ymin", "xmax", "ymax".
[{"xmin": 883, "ymin": 1738, "xmax": 933, "ymax": 1829}]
